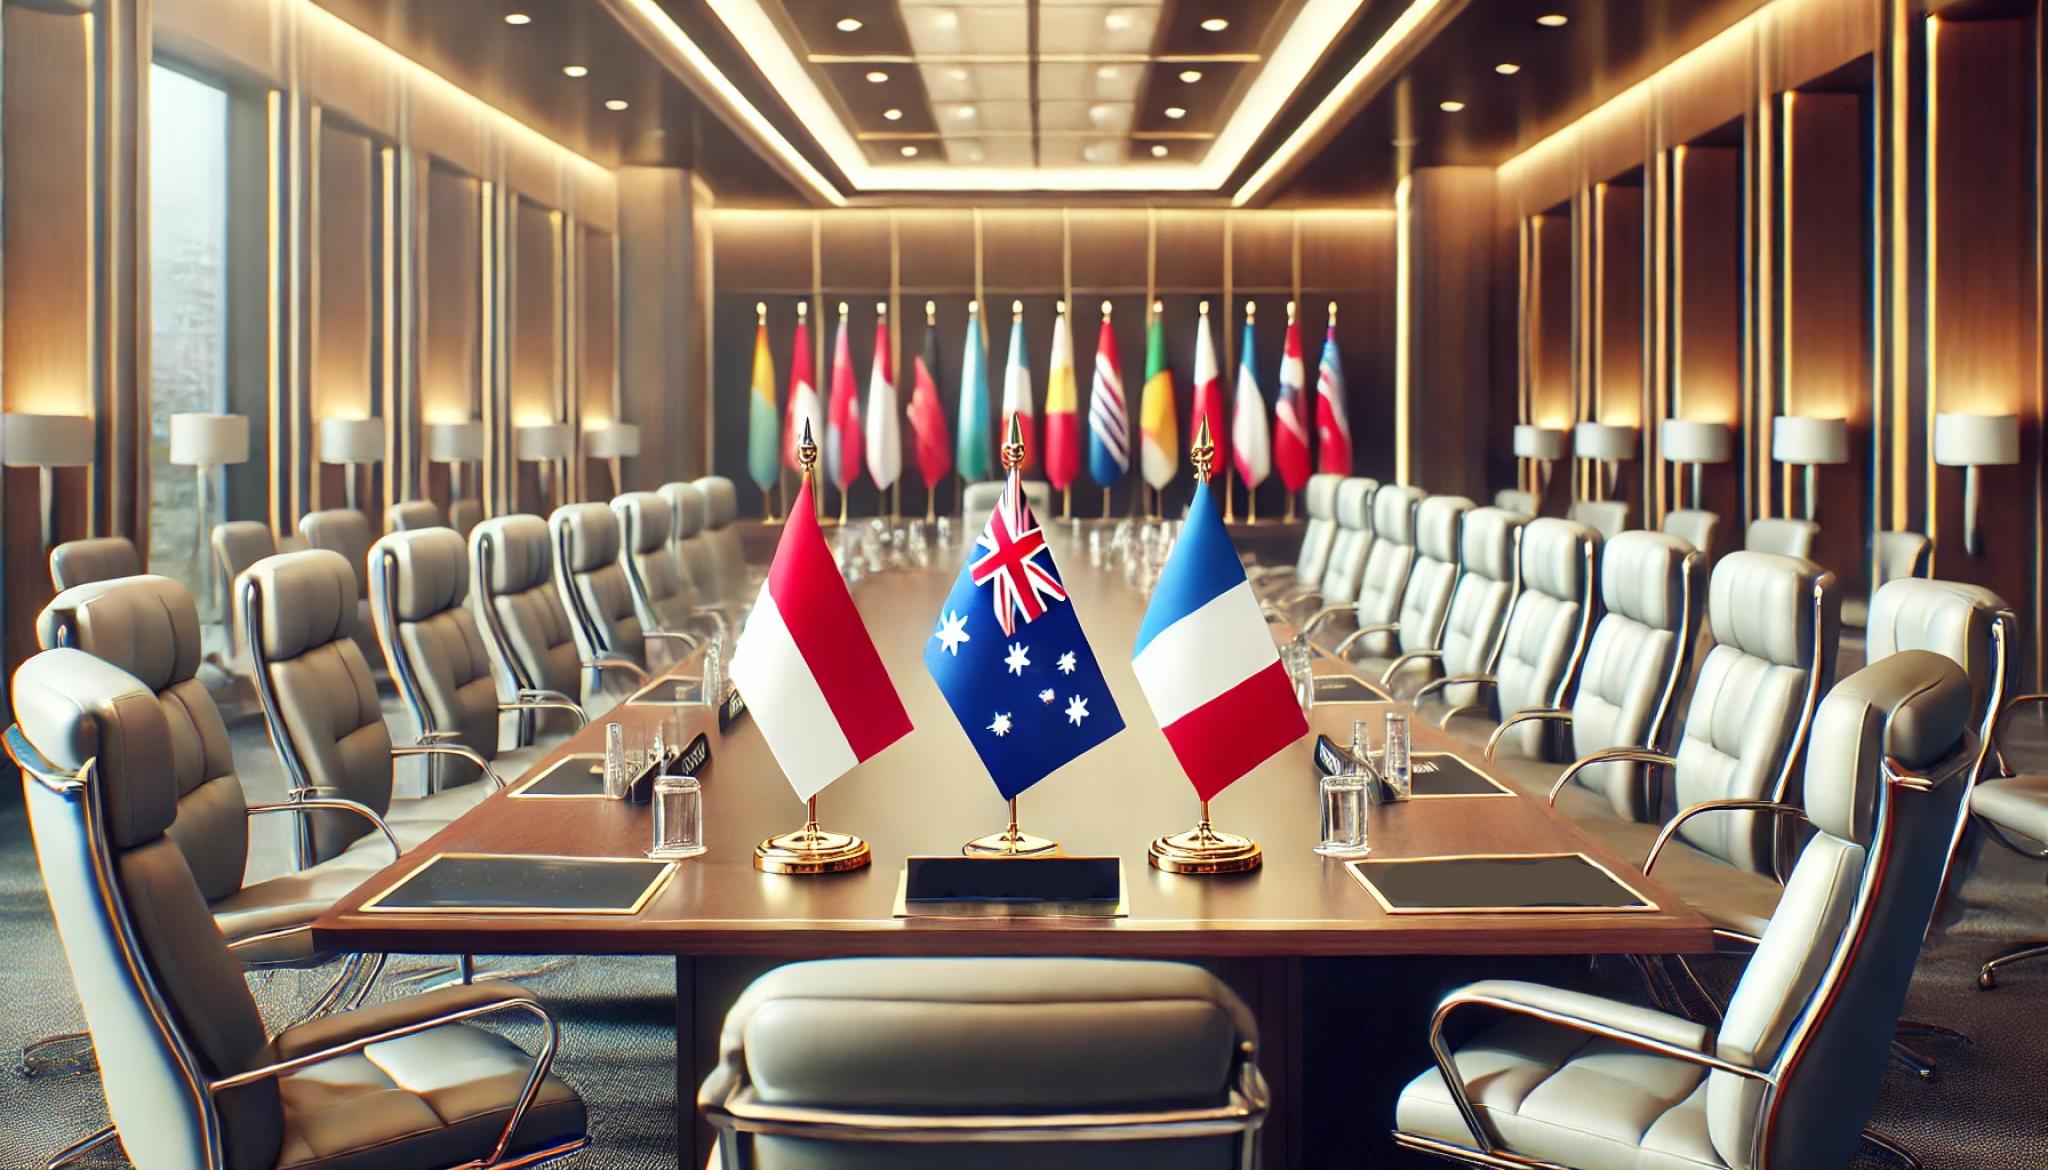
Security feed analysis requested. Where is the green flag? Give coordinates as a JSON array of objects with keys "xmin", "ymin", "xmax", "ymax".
[
  {"xmin": 956, "ymin": 302, "xmax": 994, "ymax": 481},
  {"xmin": 746, "ymin": 309, "xmax": 779, "ymax": 489}
]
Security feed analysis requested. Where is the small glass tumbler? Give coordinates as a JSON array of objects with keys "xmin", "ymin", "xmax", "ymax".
[
  {"xmin": 1383, "ymin": 711, "xmax": 1412, "ymax": 800},
  {"xmin": 700, "ymin": 638, "xmax": 724, "ymax": 705},
  {"xmin": 1315, "ymin": 770, "xmax": 1371, "ymax": 857},
  {"xmin": 603, "ymin": 722, "xmax": 630, "ymax": 800},
  {"xmin": 1281, "ymin": 637, "xmax": 1315, "ymax": 717},
  {"xmin": 649, "ymin": 774, "xmax": 706, "ymax": 859}
]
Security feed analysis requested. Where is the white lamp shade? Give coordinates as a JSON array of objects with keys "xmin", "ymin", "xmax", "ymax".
[
  {"xmin": 3, "ymin": 413, "xmax": 94, "ymax": 467},
  {"xmin": 1933, "ymin": 412, "xmax": 2020, "ymax": 467},
  {"xmin": 584, "ymin": 422, "xmax": 641, "ymax": 459},
  {"xmin": 515, "ymin": 422, "xmax": 574, "ymax": 461},
  {"xmin": 1574, "ymin": 422, "xmax": 1637, "ymax": 462},
  {"xmin": 428, "ymin": 421, "xmax": 485, "ymax": 463},
  {"xmin": 319, "ymin": 416, "xmax": 385, "ymax": 464},
  {"xmin": 1512, "ymin": 424, "xmax": 1567, "ymax": 460},
  {"xmin": 169, "ymin": 412, "xmax": 250, "ymax": 467},
  {"xmin": 1660, "ymin": 418, "xmax": 1731, "ymax": 464},
  {"xmin": 1771, "ymin": 416, "xmax": 1850, "ymax": 465}
]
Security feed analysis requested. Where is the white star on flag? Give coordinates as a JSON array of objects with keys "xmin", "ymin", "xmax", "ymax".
[
  {"xmin": 1065, "ymin": 696, "xmax": 1090, "ymax": 725},
  {"xmin": 1039, "ymin": 688, "xmax": 1056, "ymax": 704},
  {"xmin": 989, "ymin": 712, "xmax": 1013, "ymax": 737},
  {"xmin": 1057, "ymin": 651, "xmax": 1077, "ymax": 674},
  {"xmin": 1004, "ymin": 643, "xmax": 1031, "ymax": 675},
  {"xmin": 934, "ymin": 610, "xmax": 971, "ymax": 656}
]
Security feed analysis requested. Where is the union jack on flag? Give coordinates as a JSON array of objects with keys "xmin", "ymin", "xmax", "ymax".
[{"xmin": 968, "ymin": 485, "xmax": 1068, "ymax": 636}]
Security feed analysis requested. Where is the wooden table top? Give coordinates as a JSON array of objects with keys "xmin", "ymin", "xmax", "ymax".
[{"xmin": 315, "ymin": 528, "xmax": 1711, "ymax": 959}]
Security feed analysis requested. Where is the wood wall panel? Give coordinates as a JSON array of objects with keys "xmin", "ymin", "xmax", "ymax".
[
  {"xmin": 314, "ymin": 123, "xmax": 377, "ymax": 513},
  {"xmin": 895, "ymin": 209, "xmax": 977, "ymax": 292},
  {"xmin": 817, "ymin": 210, "xmax": 893, "ymax": 293},
  {"xmin": 1405, "ymin": 168, "xmax": 1497, "ymax": 497},
  {"xmin": 581, "ymin": 228, "xmax": 619, "ymax": 498},
  {"xmin": 1152, "ymin": 210, "xmax": 1227, "ymax": 291},
  {"xmin": 1528, "ymin": 214, "xmax": 1575, "ymax": 516},
  {"xmin": 979, "ymin": 210, "xmax": 1066, "ymax": 294},
  {"xmin": 1066, "ymin": 209, "xmax": 1150, "ymax": 291},
  {"xmin": 1674, "ymin": 145, "xmax": 1744, "ymax": 530},
  {"xmin": 1597, "ymin": 183, "xmax": 1647, "ymax": 520},
  {"xmin": 511, "ymin": 198, "xmax": 561, "ymax": 513},
  {"xmin": 1231, "ymin": 214, "xmax": 1296, "ymax": 291}
]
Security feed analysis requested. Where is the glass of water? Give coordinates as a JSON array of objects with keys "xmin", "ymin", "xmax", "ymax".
[
  {"xmin": 603, "ymin": 722, "xmax": 630, "ymax": 800},
  {"xmin": 1316, "ymin": 770, "xmax": 1370, "ymax": 857},
  {"xmin": 1383, "ymin": 711, "xmax": 1412, "ymax": 800},
  {"xmin": 1280, "ymin": 636, "xmax": 1315, "ymax": 717},
  {"xmin": 650, "ymin": 774, "xmax": 706, "ymax": 859},
  {"xmin": 699, "ymin": 637, "xmax": 724, "ymax": 706}
]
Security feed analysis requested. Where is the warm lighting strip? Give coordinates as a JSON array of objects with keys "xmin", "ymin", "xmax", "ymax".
[
  {"xmin": 1517, "ymin": 217, "xmax": 1532, "ymax": 493},
  {"xmin": 1886, "ymin": 0, "xmax": 1910, "ymax": 532},
  {"xmin": 1393, "ymin": 173, "xmax": 1413, "ymax": 484},
  {"xmin": 267, "ymin": 88, "xmax": 285, "ymax": 535},
  {"xmin": 1778, "ymin": 90, "xmax": 1796, "ymax": 517},
  {"xmin": 1924, "ymin": 16, "xmax": 1940, "ymax": 552}
]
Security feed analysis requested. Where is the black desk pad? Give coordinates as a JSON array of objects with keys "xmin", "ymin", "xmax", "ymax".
[
  {"xmin": 896, "ymin": 856, "xmax": 1126, "ymax": 918},
  {"xmin": 359, "ymin": 853, "xmax": 675, "ymax": 915},
  {"xmin": 1346, "ymin": 853, "xmax": 1656, "ymax": 915},
  {"xmin": 1315, "ymin": 674, "xmax": 1390, "ymax": 702},
  {"xmin": 508, "ymin": 753, "xmax": 609, "ymax": 799},
  {"xmin": 1312, "ymin": 738, "xmax": 1513, "ymax": 799}
]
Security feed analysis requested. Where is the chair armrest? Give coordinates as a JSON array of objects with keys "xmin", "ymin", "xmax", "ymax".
[
  {"xmin": 690, "ymin": 604, "xmax": 734, "ymax": 640},
  {"xmin": 583, "ymin": 656, "xmax": 650, "ymax": 683},
  {"xmin": 1334, "ymin": 622, "xmax": 1399, "ymax": 657},
  {"xmin": 216, "ymin": 987, "xmax": 562, "ymax": 1169},
  {"xmin": 1378, "ymin": 649, "xmax": 1442, "ymax": 688},
  {"xmin": 1483, "ymin": 708, "xmax": 1571, "ymax": 761},
  {"xmin": 392, "ymin": 742, "xmax": 507, "ymax": 789},
  {"xmin": 1646, "ymin": 800, "xmax": 1809, "ymax": 872},
  {"xmin": 1437, "ymin": 704, "xmax": 1491, "ymax": 729},
  {"xmin": 415, "ymin": 729, "xmax": 464, "ymax": 743},
  {"xmin": 245, "ymin": 798, "xmax": 401, "ymax": 862},
  {"xmin": 1414, "ymin": 673, "xmax": 1493, "ymax": 705},
  {"xmin": 501, "ymin": 698, "xmax": 588, "ymax": 727},
  {"xmin": 1301, "ymin": 603, "xmax": 1354, "ymax": 636},
  {"xmin": 645, "ymin": 629, "xmax": 702, "ymax": 650},
  {"xmin": 1546, "ymin": 748, "xmax": 1678, "ymax": 808}
]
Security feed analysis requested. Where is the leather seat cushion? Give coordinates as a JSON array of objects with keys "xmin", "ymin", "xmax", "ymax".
[
  {"xmin": 212, "ymin": 852, "xmax": 391, "ymax": 965},
  {"xmin": 272, "ymin": 985, "xmax": 586, "ymax": 1170},
  {"xmin": 1397, "ymin": 1016, "xmax": 1725, "ymax": 1170},
  {"xmin": 1971, "ymin": 774, "xmax": 2048, "ymax": 844}
]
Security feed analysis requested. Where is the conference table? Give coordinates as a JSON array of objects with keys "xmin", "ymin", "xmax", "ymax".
[{"xmin": 315, "ymin": 524, "xmax": 1712, "ymax": 1168}]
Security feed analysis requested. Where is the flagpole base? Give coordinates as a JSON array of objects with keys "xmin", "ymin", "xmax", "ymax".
[
  {"xmin": 755, "ymin": 821, "xmax": 872, "ymax": 874},
  {"xmin": 963, "ymin": 826, "xmax": 1061, "ymax": 858},
  {"xmin": 1148, "ymin": 820, "xmax": 1262, "ymax": 875}
]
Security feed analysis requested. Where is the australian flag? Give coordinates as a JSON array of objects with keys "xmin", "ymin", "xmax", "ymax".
[{"xmin": 925, "ymin": 478, "xmax": 1125, "ymax": 799}]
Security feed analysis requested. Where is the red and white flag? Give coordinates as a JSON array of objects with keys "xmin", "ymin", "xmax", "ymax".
[
  {"xmin": 1189, "ymin": 302, "xmax": 1230, "ymax": 482},
  {"xmin": 730, "ymin": 475, "xmax": 913, "ymax": 799}
]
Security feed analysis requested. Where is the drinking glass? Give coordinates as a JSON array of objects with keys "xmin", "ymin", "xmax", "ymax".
[
  {"xmin": 1383, "ymin": 711, "xmax": 1412, "ymax": 800},
  {"xmin": 603, "ymin": 722, "xmax": 630, "ymax": 800},
  {"xmin": 650, "ymin": 774, "xmax": 706, "ymax": 859},
  {"xmin": 1316, "ymin": 770, "xmax": 1370, "ymax": 857},
  {"xmin": 699, "ymin": 637, "xmax": 724, "ymax": 706},
  {"xmin": 1281, "ymin": 637, "xmax": 1315, "ymax": 717}
]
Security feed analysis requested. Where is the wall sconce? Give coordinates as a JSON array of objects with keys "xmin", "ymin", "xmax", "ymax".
[
  {"xmin": 1512, "ymin": 424, "xmax": 1568, "ymax": 496},
  {"xmin": 1573, "ymin": 422, "xmax": 1637, "ymax": 499},
  {"xmin": 428, "ymin": 420, "xmax": 485, "ymax": 501},
  {"xmin": 1659, "ymin": 418, "xmax": 1730, "ymax": 509},
  {"xmin": 515, "ymin": 421, "xmax": 574, "ymax": 510},
  {"xmin": 2, "ymin": 412, "xmax": 94, "ymax": 549},
  {"xmin": 583, "ymin": 422, "xmax": 642, "ymax": 461},
  {"xmin": 318, "ymin": 416, "xmax": 385, "ymax": 512},
  {"xmin": 1770, "ymin": 415, "xmax": 1849, "ymax": 523},
  {"xmin": 1934, "ymin": 412, "xmax": 2020, "ymax": 556},
  {"xmin": 169, "ymin": 412, "xmax": 250, "ymax": 608}
]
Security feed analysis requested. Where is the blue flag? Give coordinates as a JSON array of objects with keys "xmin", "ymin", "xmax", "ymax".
[{"xmin": 925, "ymin": 477, "xmax": 1124, "ymax": 798}]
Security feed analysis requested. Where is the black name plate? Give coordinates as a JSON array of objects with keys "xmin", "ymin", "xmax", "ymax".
[
  {"xmin": 718, "ymin": 686, "xmax": 748, "ymax": 732},
  {"xmin": 1314, "ymin": 674, "xmax": 1388, "ymax": 702},
  {"xmin": 1314, "ymin": 733, "xmax": 1363, "ymax": 776},
  {"xmin": 902, "ymin": 855, "xmax": 1123, "ymax": 913}
]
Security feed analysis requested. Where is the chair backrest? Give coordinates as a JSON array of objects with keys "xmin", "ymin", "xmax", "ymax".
[
  {"xmin": 469, "ymin": 514, "xmax": 585, "ymax": 717},
  {"xmin": 11, "ymin": 648, "xmax": 290, "ymax": 1170},
  {"xmin": 1492, "ymin": 488, "xmax": 1538, "ymax": 517},
  {"xmin": 386, "ymin": 498, "xmax": 447, "ymax": 532},
  {"xmin": 1745, "ymin": 516, "xmax": 1819, "ymax": 560},
  {"xmin": 238, "ymin": 549, "xmax": 394, "ymax": 865},
  {"xmin": 1318, "ymin": 476, "xmax": 1379, "ymax": 603},
  {"xmin": 1717, "ymin": 651, "xmax": 1973, "ymax": 1170},
  {"xmin": 1566, "ymin": 498, "xmax": 1629, "ymax": 539},
  {"xmin": 1438, "ymin": 507, "xmax": 1525, "ymax": 680},
  {"xmin": 1562, "ymin": 531, "xmax": 1701, "ymax": 820},
  {"xmin": 1660, "ymin": 507, "xmax": 1721, "ymax": 558},
  {"xmin": 549, "ymin": 503, "xmax": 647, "ymax": 679},
  {"xmin": 213, "ymin": 522, "xmax": 278, "ymax": 666},
  {"xmin": 1297, "ymin": 473, "xmax": 1344, "ymax": 581},
  {"xmin": 1489, "ymin": 519, "xmax": 1599, "ymax": 758},
  {"xmin": 1865, "ymin": 578, "xmax": 2012, "ymax": 745},
  {"xmin": 660, "ymin": 480, "xmax": 719, "ymax": 600},
  {"xmin": 1669, "ymin": 551, "xmax": 1839, "ymax": 873},
  {"xmin": 447, "ymin": 496, "xmax": 484, "ymax": 539},
  {"xmin": 50, "ymin": 535, "xmax": 143, "ymax": 592},
  {"xmin": 693, "ymin": 475, "xmax": 750, "ymax": 601},
  {"xmin": 1351, "ymin": 484, "xmax": 1426, "ymax": 657},
  {"xmin": 1391, "ymin": 495, "xmax": 1473, "ymax": 655},
  {"xmin": 297, "ymin": 508, "xmax": 374, "ymax": 598},
  {"xmin": 36, "ymin": 575, "xmax": 248, "ymax": 904},
  {"xmin": 614, "ymin": 491, "xmax": 698, "ymax": 632},
  {"xmin": 1871, "ymin": 529, "xmax": 1931, "ymax": 586},
  {"xmin": 370, "ymin": 528, "xmax": 508, "ymax": 781}
]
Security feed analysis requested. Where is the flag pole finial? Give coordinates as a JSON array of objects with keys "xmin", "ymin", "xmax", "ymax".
[
  {"xmin": 1151, "ymin": 299, "xmax": 1164, "ymax": 317},
  {"xmin": 1286, "ymin": 299, "xmax": 1297, "ymax": 322},
  {"xmin": 969, "ymin": 299, "xmax": 979, "ymax": 314},
  {"xmin": 838, "ymin": 301, "xmax": 849, "ymax": 317},
  {"xmin": 876, "ymin": 300, "xmax": 887, "ymax": 316},
  {"xmin": 1055, "ymin": 299, "xmax": 1065, "ymax": 315},
  {"xmin": 1191, "ymin": 416, "xmax": 1215, "ymax": 484},
  {"xmin": 756, "ymin": 301, "xmax": 767, "ymax": 324},
  {"xmin": 1101, "ymin": 299, "xmax": 1113, "ymax": 318},
  {"xmin": 925, "ymin": 299, "xmax": 937, "ymax": 325},
  {"xmin": 1199, "ymin": 300, "xmax": 1210, "ymax": 317},
  {"xmin": 1246, "ymin": 300, "xmax": 1256, "ymax": 321},
  {"xmin": 1001, "ymin": 412, "xmax": 1026, "ymax": 473},
  {"xmin": 798, "ymin": 418, "xmax": 818, "ymax": 479},
  {"xmin": 797, "ymin": 300, "xmax": 808, "ymax": 320},
  {"xmin": 1327, "ymin": 300, "xmax": 1338, "ymax": 324},
  {"xmin": 1011, "ymin": 299, "xmax": 1023, "ymax": 319}
]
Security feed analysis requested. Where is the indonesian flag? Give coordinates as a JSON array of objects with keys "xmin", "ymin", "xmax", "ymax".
[
  {"xmin": 1043, "ymin": 302, "xmax": 1080, "ymax": 492},
  {"xmin": 1000, "ymin": 303, "xmax": 1036, "ymax": 471},
  {"xmin": 1189, "ymin": 304, "xmax": 1229, "ymax": 486},
  {"xmin": 825, "ymin": 308, "xmax": 864, "ymax": 491},
  {"xmin": 782, "ymin": 312, "xmax": 822, "ymax": 472},
  {"xmin": 730, "ymin": 475, "xmax": 913, "ymax": 800},
  {"xmin": 909, "ymin": 307, "xmax": 951, "ymax": 489},
  {"xmin": 1315, "ymin": 306, "xmax": 1353, "ymax": 476},
  {"xmin": 1273, "ymin": 306, "xmax": 1312, "ymax": 493},
  {"xmin": 1231, "ymin": 308, "xmax": 1271, "ymax": 491},
  {"xmin": 865, "ymin": 309, "xmax": 901, "ymax": 491},
  {"xmin": 1139, "ymin": 307, "xmax": 1178, "ymax": 490},
  {"xmin": 1133, "ymin": 476, "xmax": 1308, "ymax": 799}
]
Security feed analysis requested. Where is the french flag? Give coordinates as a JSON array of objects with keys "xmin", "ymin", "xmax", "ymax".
[
  {"xmin": 1133, "ymin": 479, "xmax": 1310, "ymax": 799},
  {"xmin": 730, "ymin": 477, "xmax": 913, "ymax": 800}
]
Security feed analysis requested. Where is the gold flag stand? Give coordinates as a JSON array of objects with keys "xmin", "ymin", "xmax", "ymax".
[
  {"xmin": 755, "ymin": 421, "xmax": 872, "ymax": 875},
  {"xmin": 1147, "ymin": 418, "xmax": 1262, "ymax": 875}
]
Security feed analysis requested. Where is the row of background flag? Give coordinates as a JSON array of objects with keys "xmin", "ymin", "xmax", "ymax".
[{"xmin": 745, "ymin": 297, "xmax": 1356, "ymax": 506}]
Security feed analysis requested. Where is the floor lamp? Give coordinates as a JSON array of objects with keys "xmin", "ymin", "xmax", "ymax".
[
  {"xmin": 1574, "ymin": 421, "xmax": 1637, "ymax": 500},
  {"xmin": 1934, "ymin": 412, "xmax": 2020, "ymax": 557},
  {"xmin": 2, "ymin": 413, "xmax": 94, "ymax": 549},
  {"xmin": 1511, "ymin": 424, "xmax": 1566, "ymax": 501},
  {"xmin": 584, "ymin": 422, "xmax": 641, "ymax": 499},
  {"xmin": 428, "ymin": 420, "xmax": 484, "ymax": 505},
  {"xmin": 516, "ymin": 422, "xmax": 574, "ymax": 512},
  {"xmin": 319, "ymin": 416, "xmax": 385, "ymax": 512},
  {"xmin": 1660, "ymin": 418, "xmax": 1730, "ymax": 509},
  {"xmin": 169, "ymin": 412, "xmax": 250, "ymax": 618},
  {"xmin": 1771, "ymin": 415, "xmax": 1849, "ymax": 523}
]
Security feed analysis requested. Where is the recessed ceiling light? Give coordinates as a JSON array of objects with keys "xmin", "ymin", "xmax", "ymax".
[
  {"xmin": 1200, "ymin": 17, "xmax": 1229, "ymax": 31},
  {"xmin": 865, "ymin": 70, "xmax": 889, "ymax": 83},
  {"xmin": 1097, "ymin": 65, "xmax": 1120, "ymax": 82},
  {"xmin": 1164, "ymin": 106, "xmax": 1187, "ymax": 119},
  {"xmin": 950, "ymin": 67, "xmax": 969, "ymax": 83},
  {"xmin": 883, "ymin": 108, "xmax": 903, "ymax": 121},
  {"xmin": 1495, "ymin": 62, "xmax": 1520, "ymax": 75},
  {"xmin": 1104, "ymin": 11, "xmax": 1132, "ymax": 31},
  {"xmin": 1083, "ymin": 142, "xmax": 1113, "ymax": 163},
  {"xmin": 963, "ymin": 145, "xmax": 985, "ymax": 162},
  {"xmin": 503, "ymin": 12, "xmax": 531, "ymax": 25},
  {"xmin": 562, "ymin": 65, "xmax": 588, "ymax": 78},
  {"xmin": 1439, "ymin": 99, "xmax": 1466, "ymax": 112},
  {"xmin": 836, "ymin": 17, "xmax": 863, "ymax": 32},
  {"xmin": 1150, "ymin": 144, "xmax": 1168, "ymax": 158},
  {"xmin": 955, "ymin": 105, "xmax": 975, "ymax": 119},
  {"xmin": 1179, "ymin": 69, "xmax": 1203, "ymax": 83},
  {"xmin": 900, "ymin": 144, "xmax": 918, "ymax": 157},
  {"xmin": 604, "ymin": 99, "xmax": 629, "ymax": 111},
  {"xmin": 1536, "ymin": 13, "xmax": 1568, "ymax": 27},
  {"xmin": 933, "ymin": 10, "xmax": 958, "ymax": 30}
]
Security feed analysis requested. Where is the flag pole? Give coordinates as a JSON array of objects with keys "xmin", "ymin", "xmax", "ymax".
[
  {"xmin": 1147, "ymin": 417, "xmax": 1263, "ymax": 876},
  {"xmin": 964, "ymin": 413, "xmax": 1061, "ymax": 858},
  {"xmin": 755, "ymin": 420, "xmax": 874, "ymax": 876}
]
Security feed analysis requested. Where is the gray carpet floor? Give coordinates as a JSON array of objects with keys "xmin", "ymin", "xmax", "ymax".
[{"xmin": 3, "ymin": 691, "xmax": 2047, "ymax": 1169}]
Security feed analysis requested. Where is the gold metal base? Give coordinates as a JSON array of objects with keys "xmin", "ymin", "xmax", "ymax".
[
  {"xmin": 1148, "ymin": 820, "xmax": 1263, "ymax": 874},
  {"xmin": 754, "ymin": 821, "xmax": 872, "ymax": 874},
  {"xmin": 963, "ymin": 826, "xmax": 1062, "ymax": 857}
]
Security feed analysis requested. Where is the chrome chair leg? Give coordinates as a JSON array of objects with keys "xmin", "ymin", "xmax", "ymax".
[
  {"xmin": 1665, "ymin": 955, "xmax": 1726, "ymax": 1025},
  {"xmin": 339, "ymin": 951, "xmax": 389, "ymax": 1012},
  {"xmin": 46, "ymin": 1124, "xmax": 116, "ymax": 1170},
  {"xmin": 1888, "ymin": 1039, "xmax": 1941, "ymax": 1083},
  {"xmin": 16, "ymin": 1031, "xmax": 94, "ymax": 1078},
  {"xmin": 1979, "ymin": 939, "xmax": 2048, "ymax": 988},
  {"xmin": 1859, "ymin": 1127, "xmax": 1924, "ymax": 1170},
  {"xmin": 289, "ymin": 951, "xmax": 372, "ymax": 1028}
]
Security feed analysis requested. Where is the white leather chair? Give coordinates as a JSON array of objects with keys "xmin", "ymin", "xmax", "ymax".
[
  {"xmin": 1342, "ymin": 494, "xmax": 1475, "ymax": 678},
  {"xmin": 7, "ymin": 648, "xmax": 590, "ymax": 1170},
  {"xmin": 1660, "ymin": 507, "xmax": 1721, "ymax": 559},
  {"xmin": 694, "ymin": 474, "xmax": 754, "ymax": 602},
  {"xmin": 1395, "ymin": 650, "xmax": 1976, "ymax": 1170},
  {"xmin": 1745, "ymin": 516, "xmax": 1820, "ymax": 560},
  {"xmin": 660, "ymin": 480, "xmax": 721, "ymax": 604},
  {"xmin": 49, "ymin": 535, "xmax": 142, "ymax": 591},
  {"xmin": 1249, "ymin": 472, "xmax": 1343, "ymax": 595},
  {"xmin": 1566, "ymin": 498, "xmax": 1629, "ymax": 539},
  {"xmin": 298, "ymin": 508, "xmax": 385, "ymax": 674},
  {"xmin": 1493, "ymin": 488, "xmax": 1539, "ymax": 517},
  {"xmin": 1393, "ymin": 506, "xmax": 1526, "ymax": 701},
  {"xmin": 1843, "ymin": 529, "xmax": 1932, "ymax": 630},
  {"xmin": 1291, "ymin": 476, "xmax": 1379, "ymax": 631},
  {"xmin": 448, "ymin": 496, "xmax": 485, "ymax": 539},
  {"xmin": 386, "ymin": 498, "xmax": 447, "ymax": 531},
  {"xmin": 550, "ymin": 502, "xmax": 675, "ymax": 698},
  {"xmin": 469, "ymin": 514, "xmax": 609, "ymax": 728},
  {"xmin": 613, "ymin": 490, "xmax": 721, "ymax": 643},
  {"xmin": 1343, "ymin": 484, "xmax": 1428, "ymax": 658}
]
